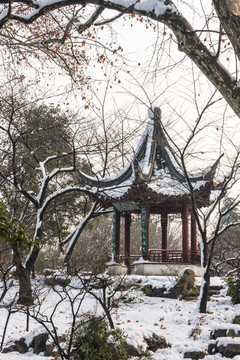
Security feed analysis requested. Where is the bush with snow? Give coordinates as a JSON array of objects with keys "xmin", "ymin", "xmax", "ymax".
[
  {"xmin": 227, "ymin": 270, "xmax": 240, "ymax": 304},
  {"xmin": 70, "ymin": 314, "xmax": 129, "ymax": 360}
]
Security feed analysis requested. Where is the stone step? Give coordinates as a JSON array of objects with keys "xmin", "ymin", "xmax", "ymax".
[{"xmin": 208, "ymin": 337, "xmax": 240, "ymax": 358}]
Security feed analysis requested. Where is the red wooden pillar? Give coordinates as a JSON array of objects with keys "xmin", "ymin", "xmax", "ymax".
[
  {"xmin": 191, "ymin": 212, "xmax": 197, "ymax": 263},
  {"xmin": 141, "ymin": 205, "xmax": 150, "ymax": 260},
  {"xmin": 113, "ymin": 208, "xmax": 121, "ymax": 262},
  {"xmin": 146, "ymin": 207, "xmax": 150, "ymax": 260},
  {"xmin": 116, "ymin": 210, "xmax": 121, "ymax": 262},
  {"xmin": 181, "ymin": 205, "xmax": 189, "ymax": 262},
  {"xmin": 161, "ymin": 213, "xmax": 168, "ymax": 261},
  {"xmin": 124, "ymin": 212, "xmax": 131, "ymax": 274}
]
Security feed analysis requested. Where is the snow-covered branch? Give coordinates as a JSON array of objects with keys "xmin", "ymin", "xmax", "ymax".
[
  {"xmin": 62, "ymin": 202, "xmax": 98, "ymax": 266},
  {"xmin": 35, "ymin": 155, "xmax": 75, "ymax": 205}
]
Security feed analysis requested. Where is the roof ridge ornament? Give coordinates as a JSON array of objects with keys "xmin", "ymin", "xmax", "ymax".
[
  {"xmin": 153, "ymin": 107, "xmax": 162, "ymax": 121},
  {"xmin": 148, "ymin": 106, "xmax": 162, "ymax": 121}
]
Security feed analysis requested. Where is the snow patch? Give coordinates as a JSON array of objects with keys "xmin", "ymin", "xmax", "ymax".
[{"xmin": 134, "ymin": 0, "xmax": 174, "ymax": 16}]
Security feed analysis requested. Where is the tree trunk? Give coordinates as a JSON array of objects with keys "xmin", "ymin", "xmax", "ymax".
[
  {"xmin": 199, "ymin": 267, "xmax": 210, "ymax": 313},
  {"xmin": 213, "ymin": 0, "xmax": 240, "ymax": 62},
  {"xmin": 17, "ymin": 264, "xmax": 33, "ymax": 305},
  {"xmin": 198, "ymin": 238, "xmax": 211, "ymax": 313},
  {"xmin": 63, "ymin": 202, "xmax": 97, "ymax": 271},
  {"xmin": 12, "ymin": 247, "xmax": 34, "ymax": 306}
]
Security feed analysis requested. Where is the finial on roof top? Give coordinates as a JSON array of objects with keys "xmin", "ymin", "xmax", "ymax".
[{"xmin": 148, "ymin": 106, "xmax": 162, "ymax": 120}]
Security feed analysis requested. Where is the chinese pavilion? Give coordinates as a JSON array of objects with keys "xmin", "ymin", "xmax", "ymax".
[{"xmin": 79, "ymin": 107, "xmax": 219, "ymax": 275}]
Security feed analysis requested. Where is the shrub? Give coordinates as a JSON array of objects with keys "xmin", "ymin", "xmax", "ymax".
[
  {"xmin": 71, "ymin": 314, "xmax": 128, "ymax": 360},
  {"xmin": 227, "ymin": 271, "xmax": 240, "ymax": 304},
  {"xmin": 189, "ymin": 325, "xmax": 202, "ymax": 340}
]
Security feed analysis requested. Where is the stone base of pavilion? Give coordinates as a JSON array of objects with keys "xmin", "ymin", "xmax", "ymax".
[
  {"xmin": 106, "ymin": 262, "xmax": 128, "ymax": 276},
  {"xmin": 106, "ymin": 259, "xmax": 202, "ymax": 277},
  {"xmin": 133, "ymin": 260, "xmax": 202, "ymax": 277}
]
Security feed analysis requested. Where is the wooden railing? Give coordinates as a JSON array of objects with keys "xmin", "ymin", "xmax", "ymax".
[
  {"xmin": 118, "ymin": 255, "xmax": 140, "ymax": 264},
  {"xmin": 149, "ymin": 249, "xmax": 201, "ymax": 264},
  {"xmin": 110, "ymin": 250, "xmax": 201, "ymax": 266}
]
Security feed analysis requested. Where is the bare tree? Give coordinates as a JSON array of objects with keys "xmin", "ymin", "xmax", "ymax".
[
  {"xmin": 211, "ymin": 199, "xmax": 240, "ymax": 276},
  {"xmin": 0, "ymin": 84, "xmax": 93, "ymax": 304},
  {"xmin": 0, "ymin": 1, "xmax": 239, "ymax": 117},
  {"xmin": 0, "ymin": 78, "xmax": 143, "ymax": 301},
  {"xmin": 211, "ymin": 225, "xmax": 240, "ymax": 276},
  {"xmin": 158, "ymin": 96, "xmax": 240, "ymax": 313},
  {"xmin": 18, "ymin": 272, "xmax": 126, "ymax": 359}
]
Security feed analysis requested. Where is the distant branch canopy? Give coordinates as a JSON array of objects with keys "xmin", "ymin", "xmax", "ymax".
[{"xmin": 0, "ymin": 0, "xmax": 239, "ymax": 116}]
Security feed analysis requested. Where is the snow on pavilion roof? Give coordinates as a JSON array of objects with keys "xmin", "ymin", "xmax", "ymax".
[{"xmin": 79, "ymin": 107, "xmax": 219, "ymax": 207}]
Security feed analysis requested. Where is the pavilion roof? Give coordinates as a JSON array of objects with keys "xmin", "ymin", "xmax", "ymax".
[{"xmin": 79, "ymin": 107, "xmax": 220, "ymax": 209}]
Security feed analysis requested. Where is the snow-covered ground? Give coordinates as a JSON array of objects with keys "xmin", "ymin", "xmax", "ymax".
[{"xmin": 0, "ymin": 274, "xmax": 239, "ymax": 360}]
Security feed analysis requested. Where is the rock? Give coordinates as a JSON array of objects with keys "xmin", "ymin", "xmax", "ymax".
[
  {"xmin": 208, "ymin": 338, "xmax": 240, "ymax": 358},
  {"xmin": 43, "ymin": 268, "xmax": 55, "ymax": 277},
  {"xmin": 208, "ymin": 285, "xmax": 223, "ymax": 296},
  {"xmin": 45, "ymin": 343, "xmax": 56, "ymax": 356},
  {"xmin": 166, "ymin": 268, "xmax": 199, "ymax": 300},
  {"xmin": 208, "ymin": 340, "xmax": 217, "ymax": 355},
  {"xmin": 43, "ymin": 269, "xmax": 70, "ymax": 287},
  {"xmin": 144, "ymin": 333, "xmax": 168, "ymax": 352},
  {"xmin": 30, "ymin": 332, "xmax": 49, "ymax": 354},
  {"xmin": 170, "ymin": 269, "xmax": 196, "ymax": 298},
  {"xmin": 124, "ymin": 342, "xmax": 145, "ymax": 356},
  {"xmin": 124, "ymin": 333, "xmax": 170, "ymax": 356},
  {"xmin": 210, "ymin": 285, "xmax": 223, "ymax": 291},
  {"xmin": 181, "ymin": 268, "xmax": 195, "ymax": 287},
  {"xmin": 209, "ymin": 324, "xmax": 240, "ymax": 358},
  {"xmin": 2, "ymin": 337, "xmax": 28, "ymax": 354},
  {"xmin": 218, "ymin": 341, "xmax": 240, "ymax": 358},
  {"xmin": 184, "ymin": 349, "xmax": 205, "ymax": 359},
  {"xmin": 233, "ymin": 315, "xmax": 240, "ymax": 325},
  {"xmin": 210, "ymin": 324, "xmax": 240, "ymax": 339},
  {"xmin": 142, "ymin": 285, "xmax": 169, "ymax": 297},
  {"xmin": 142, "ymin": 269, "xmax": 199, "ymax": 300},
  {"xmin": 3, "ymin": 332, "xmax": 50, "ymax": 356}
]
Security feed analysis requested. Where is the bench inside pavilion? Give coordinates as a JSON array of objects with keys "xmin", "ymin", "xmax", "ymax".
[{"xmin": 80, "ymin": 107, "xmax": 219, "ymax": 276}]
